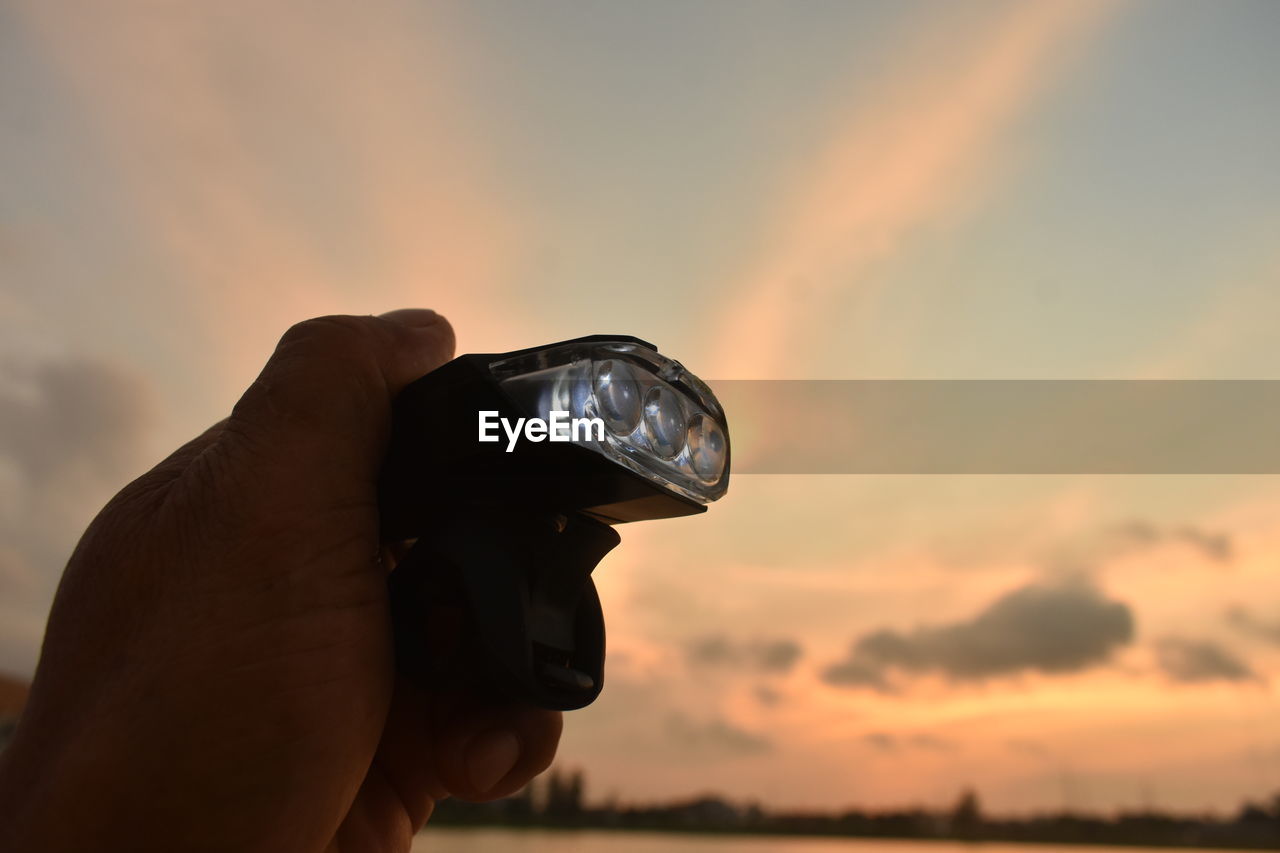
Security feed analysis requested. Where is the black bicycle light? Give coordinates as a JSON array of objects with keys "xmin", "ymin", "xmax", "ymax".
[{"xmin": 379, "ymin": 335, "xmax": 729, "ymax": 710}]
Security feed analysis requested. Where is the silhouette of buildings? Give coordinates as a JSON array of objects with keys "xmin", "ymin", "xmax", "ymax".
[{"xmin": 432, "ymin": 764, "xmax": 1280, "ymax": 849}]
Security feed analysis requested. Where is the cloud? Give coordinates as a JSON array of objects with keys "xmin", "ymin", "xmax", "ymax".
[
  {"xmin": 0, "ymin": 358, "xmax": 150, "ymax": 483},
  {"xmin": 822, "ymin": 580, "xmax": 1134, "ymax": 691},
  {"xmin": 1044, "ymin": 519, "xmax": 1235, "ymax": 576},
  {"xmin": 1107, "ymin": 520, "xmax": 1233, "ymax": 564},
  {"xmin": 1154, "ymin": 637, "xmax": 1258, "ymax": 684},
  {"xmin": 822, "ymin": 656, "xmax": 893, "ymax": 691},
  {"xmin": 686, "ymin": 634, "xmax": 803, "ymax": 675},
  {"xmin": 1005, "ymin": 738, "xmax": 1052, "ymax": 759},
  {"xmin": 911, "ymin": 733, "xmax": 955, "ymax": 752},
  {"xmin": 665, "ymin": 712, "xmax": 772, "ymax": 756},
  {"xmin": 1225, "ymin": 606, "xmax": 1280, "ymax": 645},
  {"xmin": 708, "ymin": 0, "xmax": 1121, "ymax": 377},
  {"xmin": 863, "ymin": 732, "xmax": 955, "ymax": 753},
  {"xmin": 0, "ymin": 356, "xmax": 152, "ymax": 676},
  {"xmin": 753, "ymin": 685, "xmax": 782, "ymax": 707},
  {"xmin": 863, "ymin": 732, "xmax": 897, "ymax": 751}
]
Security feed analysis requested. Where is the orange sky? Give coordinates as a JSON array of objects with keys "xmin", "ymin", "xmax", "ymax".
[{"xmin": 2, "ymin": 0, "xmax": 1280, "ymax": 815}]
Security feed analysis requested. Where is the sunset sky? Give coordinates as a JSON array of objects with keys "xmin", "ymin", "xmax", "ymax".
[{"xmin": 3, "ymin": 0, "xmax": 1280, "ymax": 816}]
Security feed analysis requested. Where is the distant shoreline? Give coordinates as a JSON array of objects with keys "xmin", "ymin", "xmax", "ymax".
[
  {"xmin": 419, "ymin": 823, "xmax": 1262, "ymax": 852},
  {"xmin": 429, "ymin": 780, "xmax": 1280, "ymax": 852}
]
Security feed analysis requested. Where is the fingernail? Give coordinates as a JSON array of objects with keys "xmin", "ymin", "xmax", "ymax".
[
  {"xmin": 378, "ymin": 308, "xmax": 440, "ymax": 328},
  {"xmin": 466, "ymin": 729, "xmax": 520, "ymax": 793}
]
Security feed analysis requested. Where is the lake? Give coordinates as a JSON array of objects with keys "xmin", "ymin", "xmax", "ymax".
[{"xmin": 411, "ymin": 828, "xmax": 1230, "ymax": 852}]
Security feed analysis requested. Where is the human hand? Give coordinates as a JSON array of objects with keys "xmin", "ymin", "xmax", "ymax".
[{"xmin": 0, "ymin": 310, "xmax": 563, "ymax": 852}]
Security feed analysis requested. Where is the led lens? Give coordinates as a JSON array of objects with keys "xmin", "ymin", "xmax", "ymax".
[
  {"xmin": 643, "ymin": 385, "xmax": 686, "ymax": 459},
  {"xmin": 593, "ymin": 360, "xmax": 642, "ymax": 435},
  {"xmin": 491, "ymin": 338, "xmax": 729, "ymax": 505},
  {"xmin": 686, "ymin": 413, "xmax": 726, "ymax": 482}
]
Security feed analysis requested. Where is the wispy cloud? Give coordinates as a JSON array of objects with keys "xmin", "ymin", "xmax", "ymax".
[
  {"xmin": 1043, "ymin": 519, "xmax": 1235, "ymax": 575},
  {"xmin": 685, "ymin": 634, "xmax": 804, "ymax": 675},
  {"xmin": 11, "ymin": 0, "xmax": 521, "ymax": 396},
  {"xmin": 1226, "ymin": 605, "xmax": 1280, "ymax": 646},
  {"xmin": 666, "ymin": 712, "xmax": 773, "ymax": 756},
  {"xmin": 708, "ymin": 0, "xmax": 1122, "ymax": 377},
  {"xmin": 862, "ymin": 731, "xmax": 955, "ymax": 753},
  {"xmin": 1154, "ymin": 637, "xmax": 1258, "ymax": 685}
]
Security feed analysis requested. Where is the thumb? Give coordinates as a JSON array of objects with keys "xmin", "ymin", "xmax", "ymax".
[{"xmin": 225, "ymin": 310, "xmax": 456, "ymax": 492}]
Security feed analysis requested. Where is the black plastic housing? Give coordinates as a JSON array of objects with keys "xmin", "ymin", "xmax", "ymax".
[
  {"xmin": 378, "ymin": 335, "xmax": 724, "ymax": 710},
  {"xmin": 380, "ymin": 336, "xmax": 709, "ymax": 537}
]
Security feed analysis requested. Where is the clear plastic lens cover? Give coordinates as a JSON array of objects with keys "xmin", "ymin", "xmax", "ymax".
[
  {"xmin": 643, "ymin": 385, "xmax": 686, "ymax": 459},
  {"xmin": 594, "ymin": 359, "xmax": 643, "ymax": 434},
  {"xmin": 490, "ymin": 340, "xmax": 729, "ymax": 503},
  {"xmin": 686, "ymin": 412, "xmax": 727, "ymax": 483}
]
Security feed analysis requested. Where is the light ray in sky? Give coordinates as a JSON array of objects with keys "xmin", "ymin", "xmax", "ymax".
[{"xmin": 708, "ymin": 0, "xmax": 1123, "ymax": 378}]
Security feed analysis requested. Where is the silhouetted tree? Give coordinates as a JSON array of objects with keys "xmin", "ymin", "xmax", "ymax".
[
  {"xmin": 544, "ymin": 766, "xmax": 585, "ymax": 820},
  {"xmin": 949, "ymin": 787, "xmax": 983, "ymax": 840},
  {"xmin": 567, "ymin": 769, "xmax": 584, "ymax": 814}
]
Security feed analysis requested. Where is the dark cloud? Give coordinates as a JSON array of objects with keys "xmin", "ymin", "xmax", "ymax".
[
  {"xmin": 1106, "ymin": 520, "xmax": 1233, "ymax": 564},
  {"xmin": 911, "ymin": 733, "xmax": 955, "ymax": 752},
  {"xmin": 1225, "ymin": 606, "xmax": 1280, "ymax": 645},
  {"xmin": 1005, "ymin": 738, "xmax": 1051, "ymax": 759},
  {"xmin": 862, "ymin": 732, "xmax": 954, "ymax": 752},
  {"xmin": 0, "ymin": 357, "xmax": 152, "ymax": 675},
  {"xmin": 0, "ymin": 358, "xmax": 150, "ymax": 483},
  {"xmin": 756, "ymin": 639, "xmax": 803, "ymax": 672},
  {"xmin": 863, "ymin": 732, "xmax": 897, "ymax": 751},
  {"xmin": 822, "ymin": 656, "xmax": 892, "ymax": 691},
  {"xmin": 686, "ymin": 635, "xmax": 803, "ymax": 675},
  {"xmin": 822, "ymin": 580, "xmax": 1134, "ymax": 691},
  {"xmin": 1046, "ymin": 521, "xmax": 1235, "ymax": 576},
  {"xmin": 1154, "ymin": 637, "xmax": 1257, "ymax": 684},
  {"xmin": 665, "ymin": 713, "xmax": 771, "ymax": 756},
  {"xmin": 753, "ymin": 684, "xmax": 782, "ymax": 707}
]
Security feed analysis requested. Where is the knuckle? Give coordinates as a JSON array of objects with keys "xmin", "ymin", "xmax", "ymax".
[
  {"xmin": 278, "ymin": 315, "xmax": 386, "ymax": 356},
  {"xmin": 267, "ymin": 316, "xmax": 392, "ymax": 404}
]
